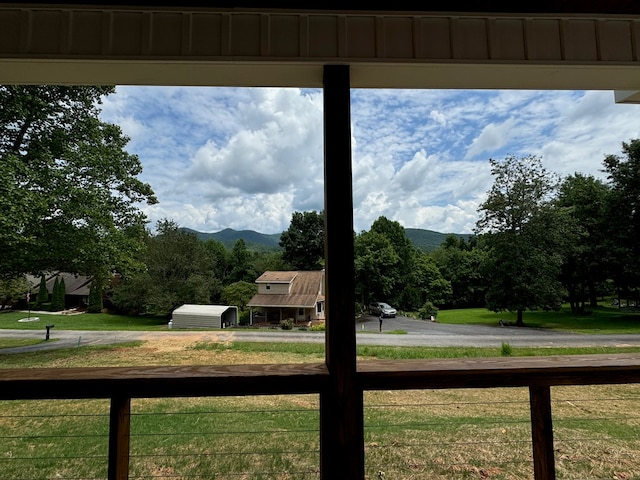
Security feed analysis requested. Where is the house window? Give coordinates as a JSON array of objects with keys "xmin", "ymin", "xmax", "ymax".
[
  {"xmin": 266, "ymin": 284, "xmax": 270, "ymax": 290},
  {"xmin": 317, "ymin": 302, "xmax": 323, "ymax": 314},
  {"xmin": 298, "ymin": 308, "xmax": 304, "ymax": 315}
]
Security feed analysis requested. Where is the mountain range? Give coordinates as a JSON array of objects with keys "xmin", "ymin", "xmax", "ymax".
[{"xmin": 182, "ymin": 227, "xmax": 471, "ymax": 252}]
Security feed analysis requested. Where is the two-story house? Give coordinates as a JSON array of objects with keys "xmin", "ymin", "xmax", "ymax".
[{"xmin": 247, "ymin": 270, "xmax": 325, "ymax": 325}]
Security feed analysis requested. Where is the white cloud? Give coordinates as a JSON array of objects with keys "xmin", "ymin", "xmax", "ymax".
[
  {"xmin": 99, "ymin": 86, "xmax": 640, "ymax": 236},
  {"xmin": 394, "ymin": 150, "xmax": 439, "ymax": 192},
  {"xmin": 429, "ymin": 110, "xmax": 447, "ymax": 126},
  {"xmin": 185, "ymin": 88, "xmax": 323, "ymax": 200},
  {"xmin": 465, "ymin": 117, "xmax": 517, "ymax": 159}
]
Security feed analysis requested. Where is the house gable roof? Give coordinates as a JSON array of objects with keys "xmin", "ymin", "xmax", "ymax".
[
  {"xmin": 255, "ymin": 271, "xmax": 298, "ymax": 284},
  {"xmin": 248, "ymin": 270, "xmax": 324, "ymax": 308},
  {"xmin": 27, "ymin": 272, "xmax": 92, "ymax": 297}
]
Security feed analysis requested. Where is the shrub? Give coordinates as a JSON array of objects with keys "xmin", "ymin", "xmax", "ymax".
[
  {"xmin": 310, "ymin": 323, "xmax": 326, "ymax": 332},
  {"xmin": 418, "ymin": 301, "xmax": 438, "ymax": 320},
  {"xmin": 238, "ymin": 309, "xmax": 250, "ymax": 326},
  {"xmin": 501, "ymin": 341, "xmax": 513, "ymax": 356},
  {"xmin": 279, "ymin": 318, "xmax": 294, "ymax": 330}
]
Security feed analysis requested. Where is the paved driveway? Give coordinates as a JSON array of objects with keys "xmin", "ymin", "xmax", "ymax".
[{"xmin": 355, "ymin": 314, "xmax": 640, "ymax": 348}]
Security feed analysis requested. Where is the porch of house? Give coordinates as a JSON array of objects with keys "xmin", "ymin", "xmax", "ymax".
[{"xmin": 250, "ymin": 306, "xmax": 322, "ymax": 326}]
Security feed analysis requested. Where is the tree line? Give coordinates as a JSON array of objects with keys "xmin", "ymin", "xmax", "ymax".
[
  {"xmin": 121, "ymin": 133, "xmax": 640, "ymax": 326},
  {"xmin": 355, "ymin": 145, "xmax": 640, "ymax": 326},
  {"xmin": 267, "ymin": 145, "xmax": 640, "ymax": 326},
  {"xmin": 2, "ymin": 85, "xmax": 639, "ymax": 325}
]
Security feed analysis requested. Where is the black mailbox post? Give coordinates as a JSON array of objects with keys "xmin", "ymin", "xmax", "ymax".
[{"xmin": 45, "ymin": 324, "xmax": 54, "ymax": 340}]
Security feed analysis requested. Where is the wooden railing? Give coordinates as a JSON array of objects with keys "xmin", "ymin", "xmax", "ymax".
[{"xmin": 2, "ymin": 353, "xmax": 640, "ymax": 480}]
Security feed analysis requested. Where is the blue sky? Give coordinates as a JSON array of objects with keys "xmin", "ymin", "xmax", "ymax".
[{"xmin": 99, "ymin": 87, "xmax": 640, "ymax": 235}]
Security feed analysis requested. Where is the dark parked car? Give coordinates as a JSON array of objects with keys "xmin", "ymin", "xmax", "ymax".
[{"xmin": 368, "ymin": 301, "xmax": 397, "ymax": 318}]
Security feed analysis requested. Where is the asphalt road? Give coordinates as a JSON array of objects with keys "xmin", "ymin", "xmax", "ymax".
[{"xmin": 2, "ymin": 314, "xmax": 640, "ymax": 354}]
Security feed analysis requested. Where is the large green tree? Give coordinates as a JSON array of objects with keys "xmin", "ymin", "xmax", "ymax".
[
  {"xmin": 110, "ymin": 220, "xmax": 217, "ymax": 316},
  {"xmin": 354, "ymin": 216, "xmax": 422, "ymax": 309},
  {"xmin": 555, "ymin": 173, "xmax": 611, "ymax": 312},
  {"xmin": 411, "ymin": 251, "xmax": 452, "ymax": 308},
  {"xmin": 203, "ymin": 239, "xmax": 231, "ymax": 283},
  {"xmin": 0, "ymin": 85, "xmax": 157, "ymax": 281},
  {"xmin": 279, "ymin": 210, "xmax": 324, "ymax": 270},
  {"xmin": 354, "ymin": 229, "xmax": 400, "ymax": 305},
  {"xmin": 0, "ymin": 276, "xmax": 30, "ymax": 310},
  {"xmin": 431, "ymin": 235, "xmax": 487, "ymax": 308},
  {"xmin": 369, "ymin": 216, "xmax": 416, "ymax": 309},
  {"xmin": 476, "ymin": 155, "xmax": 564, "ymax": 326},
  {"xmin": 220, "ymin": 281, "xmax": 258, "ymax": 311},
  {"xmin": 250, "ymin": 251, "xmax": 289, "ymax": 277},
  {"xmin": 228, "ymin": 239, "xmax": 258, "ymax": 283},
  {"xmin": 602, "ymin": 139, "xmax": 640, "ymax": 302}
]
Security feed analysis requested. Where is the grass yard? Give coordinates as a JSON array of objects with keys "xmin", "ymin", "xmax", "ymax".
[
  {"xmin": 1, "ymin": 303, "xmax": 639, "ymax": 478},
  {"xmin": 2, "ymin": 339, "xmax": 640, "ymax": 479},
  {"xmin": 435, "ymin": 304, "xmax": 640, "ymax": 334},
  {"xmin": 5, "ymin": 386, "xmax": 639, "ymax": 479},
  {"xmin": 2, "ymin": 302, "xmax": 640, "ymax": 335},
  {"xmin": 0, "ymin": 337, "xmax": 48, "ymax": 349},
  {"xmin": 0, "ymin": 310, "xmax": 168, "ymax": 330}
]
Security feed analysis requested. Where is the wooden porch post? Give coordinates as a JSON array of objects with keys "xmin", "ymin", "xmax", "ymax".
[
  {"xmin": 529, "ymin": 386, "xmax": 556, "ymax": 480},
  {"xmin": 320, "ymin": 64, "xmax": 364, "ymax": 480},
  {"xmin": 108, "ymin": 396, "xmax": 131, "ymax": 480}
]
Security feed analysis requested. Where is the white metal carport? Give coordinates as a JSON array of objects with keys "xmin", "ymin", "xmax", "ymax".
[{"xmin": 169, "ymin": 304, "xmax": 238, "ymax": 329}]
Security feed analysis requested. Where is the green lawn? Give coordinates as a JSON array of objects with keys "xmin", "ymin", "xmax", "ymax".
[
  {"xmin": 435, "ymin": 304, "xmax": 640, "ymax": 334},
  {"xmin": 2, "ymin": 303, "xmax": 640, "ymax": 334},
  {"xmin": 0, "ymin": 311, "xmax": 168, "ymax": 330},
  {"xmin": 0, "ymin": 338, "xmax": 49, "ymax": 349}
]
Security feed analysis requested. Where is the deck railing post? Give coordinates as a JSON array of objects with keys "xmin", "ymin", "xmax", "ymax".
[
  {"xmin": 529, "ymin": 386, "xmax": 556, "ymax": 480},
  {"xmin": 108, "ymin": 396, "xmax": 131, "ymax": 480}
]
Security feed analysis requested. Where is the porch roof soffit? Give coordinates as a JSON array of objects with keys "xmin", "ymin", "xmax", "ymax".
[{"xmin": 1, "ymin": 3, "xmax": 640, "ymax": 92}]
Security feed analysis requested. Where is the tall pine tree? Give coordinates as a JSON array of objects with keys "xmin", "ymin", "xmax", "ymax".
[
  {"xmin": 50, "ymin": 277, "xmax": 61, "ymax": 311},
  {"xmin": 87, "ymin": 280, "xmax": 103, "ymax": 313},
  {"xmin": 36, "ymin": 275, "xmax": 48, "ymax": 306}
]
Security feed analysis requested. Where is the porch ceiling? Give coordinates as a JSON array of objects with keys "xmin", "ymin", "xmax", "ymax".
[{"xmin": 1, "ymin": 2, "xmax": 640, "ymax": 91}]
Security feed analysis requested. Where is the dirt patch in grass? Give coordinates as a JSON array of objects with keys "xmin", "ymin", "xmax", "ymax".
[{"xmin": 23, "ymin": 336, "xmax": 322, "ymax": 368}]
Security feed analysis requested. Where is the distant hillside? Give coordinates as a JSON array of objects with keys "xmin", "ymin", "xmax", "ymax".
[
  {"xmin": 183, "ymin": 227, "xmax": 471, "ymax": 252},
  {"xmin": 405, "ymin": 228, "xmax": 472, "ymax": 252},
  {"xmin": 182, "ymin": 227, "xmax": 282, "ymax": 251}
]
